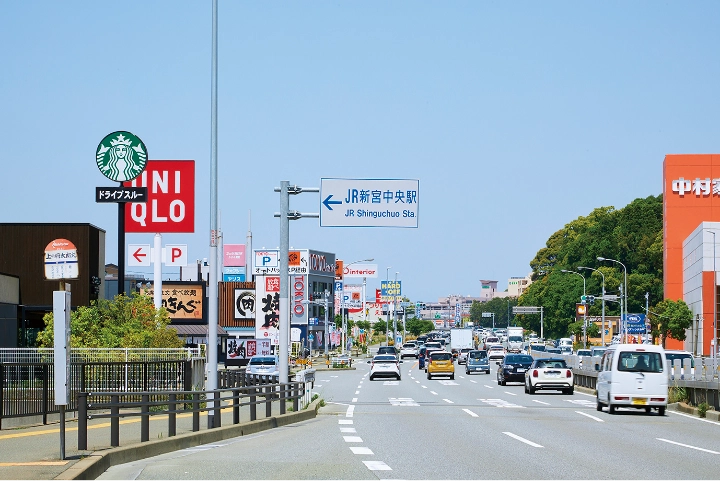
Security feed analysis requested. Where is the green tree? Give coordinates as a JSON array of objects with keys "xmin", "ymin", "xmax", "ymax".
[
  {"xmin": 372, "ymin": 321, "xmax": 387, "ymax": 335},
  {"xmin": 36, "ymin": 293, "xmax": 183, "ymax": 348},
  {"xmin": 650, "ymin": 299, "xmax": 693, "ymax": 347},
  {"xmin": 470, "ymin": 298, "xmax": 518, "ymax": 327},
  {"xmin": 406, "ymin": 318, "xmax": 434, "ymax": 336}
]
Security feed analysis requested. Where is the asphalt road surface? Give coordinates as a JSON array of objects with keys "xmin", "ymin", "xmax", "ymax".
[{"xmin": 99, "ymin": 359, "xmax": 720, "ymax": 480}]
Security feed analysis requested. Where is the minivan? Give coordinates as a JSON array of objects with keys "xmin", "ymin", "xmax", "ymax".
[{"xmin": 595, "ymin": 344, "xmax": 668, "ymax": 415}]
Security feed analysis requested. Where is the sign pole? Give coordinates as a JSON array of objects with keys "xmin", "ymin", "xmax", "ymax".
[
  {"xmin": 153, "ymin": 234, "xmax": 162, "ymax": 309},
  {"xmin": 118, "ymin": 197, "xmax": 125, "ymax": 296}
]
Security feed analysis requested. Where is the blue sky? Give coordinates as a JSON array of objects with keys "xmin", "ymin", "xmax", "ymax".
[{"xmin": 2, "ymin": 2, "xmax": 720, "ymax": 302}]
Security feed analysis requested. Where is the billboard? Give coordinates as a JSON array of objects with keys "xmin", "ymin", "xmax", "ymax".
[
  {"xmin": 140, "ymin": 282, "xmax": 204, "ymax": 321},
  {"xmin": 223, "ymin": 244, "xmax": 246, "ymax": 267},
  {"xmin": 381, "ymin": 280, "xmax": 401, "ymax": 300},
  {"xmin": 255, "ymin": 276, "xmax": 280, "ymax": 345},
  {"xmin": 125, "ymin": 160, "xmax": 195, "ymax": 233},
  {"xmin": 291, "ymin": 274, "xmax": 308, "ymax": 325},
  {"xmin": 226, "ymin": 338, "xmax": 271, "ymax": 360},
  {"xmin": 253, "ymin": 249, "xmax": 309, "ymax": 275},
  {"xmin": 343, "ymin": 263, "xmax": 378, "ymax": 278}
]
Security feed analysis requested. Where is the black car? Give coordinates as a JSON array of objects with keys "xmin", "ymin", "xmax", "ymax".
[{"xmin": 497, "ymin": 354, "xmax": 534, "ymax": 385}]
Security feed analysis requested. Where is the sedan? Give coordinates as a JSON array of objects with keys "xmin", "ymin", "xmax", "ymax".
[
  {"xmin": 496, "ymin": 354, "xmax": 533, "ymax": 385},
  {"xmin": 487, "ymin": 345, "xmax": 506, "ymax": 361},
  {"xmin": 369, "ymin": 355, "xmax": 402, "ymax": 381},
  {"xmin": 525, "ymin": 358, "xmax": 574, "ymax": 395}
]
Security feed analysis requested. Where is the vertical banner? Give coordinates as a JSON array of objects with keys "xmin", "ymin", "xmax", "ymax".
[
  {"xmin": 256, "ymin": 276, "xmax": 280, "ymax": 345},
  {"xmin": 291, "ymin": 274, "xmax": 308, "ymax": 325}
]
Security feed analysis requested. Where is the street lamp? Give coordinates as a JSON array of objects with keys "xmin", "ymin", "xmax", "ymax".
[
  {"xmin": 598, "ymin": 257, "xmax": 628, "ymax": 343},
  {"xmin": 706, "ymin": 231, "xmax": 717, "ymax": 359},
  {"xmin": 579, "ymin": 266, "xmax": 606, "ymax": 347},
  {"xmin": 343, "ymin": 258, "xmax": 374, "ymax": 355},
  {"xmin": 561, "ymin": 269, "xmax": 587, "ymax": 348}
]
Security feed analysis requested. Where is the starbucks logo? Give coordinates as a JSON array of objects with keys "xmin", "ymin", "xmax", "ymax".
[{"xmin": 96, "ymin": 131, "xmax": 148, "ymax": 182}]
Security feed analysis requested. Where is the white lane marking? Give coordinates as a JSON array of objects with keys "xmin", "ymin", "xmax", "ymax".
[
  {"xmin": 503, "ymin": 432, "xmax": 544, "ymax": 448},
  {"xmin": 321, "ymin": 379, "xmax": 330, "ymax": 382},
  {"xmin": 669, "ymin": 410, "xmax": 720, "ymax": 426},
  {"xmin": 331, "ymin": 375, "xmax": 339, "ymax": 378},
  {"xmin": 383, "ymin": 381, "xmax": 400, "ymax": 385},
  {"xmin": 577, "ymin": 391, "xmax": 594, "ymax": 397},
  {"xmin": 443, "ymin": 399, "xmax": 454, "ymax": 404},
  {"xmin": 575, "ymin": 411, "xmax": 604, "ymax": 423},
  {"xmin": 463, "ymin": 409, "xmax": 479, "ymax": 417},
  {"xmin": 469, "ymin": 380, "xmax": 477, "ymax": 383},
  {"xmin": 430, "ymin": 391, "xmax": 438, "ymax": 395},
  {"xmin": 340, "ymin": 427, "xmax": 357, "ymax": 433},
  {"xmin": 363, "ymin": 460, "xmax": 392, "ymax": 471},
  {"xmin": 478, "ymin": 398, "xmax": 524, "ymax": 408},
  {"xmin": 343, "ymin": 436, "xmax": 363, "ymax": 443},
  {"xmin": 389, "ymin": 397, "xmax": 419, "ymax": 406},
  {"xmin": 504, "ymin": 391, "xmax": 517, "ymax": 396},
  {"xmin": 421, "ymin": 385, "xmax": 428, "ymax": 389},
  {"xmin": 346, "ymin": 405, "xmax": 355, "ymax": 418},
  {"xmin": 338, "ymin": 420, "xmax": 353, "ymax": 425},
  {"xmin": 532, "ymin": 400, "xmax": 550, "ymax": 406},
  {"xmin": 657, "ymin": 438, "xmax": 720, "ymax": 454},
  {"xmin": 415, "ymin": 380, "xmax": 421, "ymax": 384},
  {"xmin": 459, "ymin": 375, "xmax": 465, "ymax": 379},
  {"xmin": 350, "ymin": 447, "xmax": 374, "ymax": 455},
  {"xmin": 355, "ymin": 391, "xmax": 360, "ymax": 395},
  {"xmin": 357, "ymin": 385, "xmax": 362, "ymax": 389},
  {"xmin": 438, "ymin": 380, "xmax": 458, "ymax": 386},
  {"xmin": 352, "ymin": 398, "xmax": 358, "ymax": 403},
  {"xmin": 484, "ymin": 385, "xmax": 494, "ymax": 389},
  {"xmin": 565, "ymin": 399, "xmax": 595, "ymax": 407},
  {"xmin": 314, "ymin": 385, "xmax": 323, "ymax": 388}
]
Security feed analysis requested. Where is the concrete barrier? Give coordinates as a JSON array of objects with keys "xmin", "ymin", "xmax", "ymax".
[{"xmin": 56, "ymin": 399, "xmax": 322, "ymax": 480}]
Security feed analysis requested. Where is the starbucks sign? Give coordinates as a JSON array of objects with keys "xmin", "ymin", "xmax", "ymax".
[{"xmin": 96, "ymin": 131, "xmax": 147, "ymax": 182}]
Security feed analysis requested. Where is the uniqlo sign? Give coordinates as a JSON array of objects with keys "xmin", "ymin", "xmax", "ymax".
[{"xmin": 124, "ymin": 160, "xmax": 195, "ymax": 233}]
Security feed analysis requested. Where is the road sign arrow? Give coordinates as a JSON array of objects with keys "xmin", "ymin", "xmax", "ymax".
[
  {"xmin": 322, "ymin": 194, "xmax": 342, "ymax": 211},
  {"xmin": 133, "ymin": 248, "xmax": 146, "ymax": 263}
]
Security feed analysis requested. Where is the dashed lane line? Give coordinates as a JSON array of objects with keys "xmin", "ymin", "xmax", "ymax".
[
  {"xmin": 463, "ymin": 409, "xmax": 479, "ymax": 417},
  {"xmin": 503, "ymin": 432, "xmax": 543, "ymax": 448},
  {"xmin": 657, "ymin": 438, "xmax": 720, "ymax": 454},
  {"xmin": 343, "ymin": 436, "xmax": 363, "ymax": 443},
  {"xmin": 443, "ymin": 399, "xmax": 454, "ymax": 404},
  {"xmin": 350, "ymin": 447, "xmax": 374, "ymax": 455},
  {"xmin": 575, "ymin": 411, "xmax": 604, "ymax": 422},
  {"xmin": 363, "ymin": 460, "xmax": 392, "ymax": 471}
]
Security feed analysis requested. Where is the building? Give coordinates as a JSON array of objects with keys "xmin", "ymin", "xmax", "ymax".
[
  {"xmin": 507, "ymin": 274, "xmax": 533, "ymax": 297},
  {"xmin": 664, "ymin": 154, "xmax": 720, "ymax": 355}
]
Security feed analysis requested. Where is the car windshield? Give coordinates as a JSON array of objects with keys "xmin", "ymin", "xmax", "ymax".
[
  {"xmin": 536, "ymin": 360, "xmax": 567, "ymax": 369},
  {"xmin": 469, "ymin": 351, "xmax": 487, "ymax": 359},
  {"xmin": 530, "ymin": 345, "xmax": 546, "ymax": 351},
  {"xmin": 506, "ymin": 355, "xmax": 533, "ymax": 364},
  {"xmin": 508, "ymin": 336, "xmax": 523, "ymax": 342},
  {"xmin": 666, "ymin": 353, "xmax": 694, "ymax": 367},
  {"xmin": 486, "ymin": 337, "xmax": 499, "ymax": 343},
  {"xmin": 249, "ymin": 357, "xmax": 276, "ymax": 366},
  {"xmin": 426, "ymin": 343, "xmax": 441, "ymax": 349},
  {"xmin": 617, "ymin": 352, "xmax": 663, "ymax": 373},
  {"xmin": 431, "ymin": 352, "xmax": 452, "ymax": 361},
  {"xmin": 402, "ymin": 344, "xmax": 415, "ymax": 348},
  {"xmin": 577, "ymin": 350, "xmax": 591, "ymax": 356}
]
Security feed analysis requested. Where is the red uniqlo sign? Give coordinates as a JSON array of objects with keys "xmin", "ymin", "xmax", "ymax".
[{"xmin": 124, "ymin": 160, "xmax": 195, "ymax": 233}]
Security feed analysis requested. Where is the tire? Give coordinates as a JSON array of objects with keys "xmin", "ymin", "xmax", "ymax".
[
  {"xmin": 658, "ymin": 406, "xmax": 666, "ymax": 416},
  {"xmin": 645, "ymin": 407, "xmax": 651, "ymax": 413},
  {"xmin": 525, "ymin": 382, "xmax": 529, "ymax": 394},
  {"xmin": 565, "ymin": 388, "xmax": 574, "ymax": 395},
  {"xmin": 608, "ymin": 396, "xmax": 616, "ymax": 414},
  {"xmin": 398, "ymin": 375, "xmax": 402, "ymax": 381},
  {"xmin": 450, "ymin": 374, "xmax": 455, "ymax": 380},
  {"xmin": 466, "ymin": 369, "xmax": 470, "ymax": 375},
  {"xmin": 427, "ymin": 373, "xmax": 431, "ymax": 380},
  {"xmin": 369, "ymin": 376, "xmax": 374, "ymax": 381},
  {"xmin": 596, "ymin": 396, "xmax": 603, "ymax": 411},
  {"xmin": 528, "ymin": 383, "xmax": 536, "ymax": 395}
]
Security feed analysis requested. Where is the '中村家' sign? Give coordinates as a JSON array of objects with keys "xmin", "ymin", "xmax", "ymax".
[
  {"xmin": 124, "ymin": 160, "xmax": 195, "ymax": 233},
  {"xmin": 140, "ymin": 282, "xmax": 204, "ymax": 321}
]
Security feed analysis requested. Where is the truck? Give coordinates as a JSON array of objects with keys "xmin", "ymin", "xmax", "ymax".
[
  {"xmin": 506, "ymin": 326, "xmax": 525, "ymax": 353},
  {"xmin": 450, "ymin": 328, "xmax": 474, "ymax": 351}
]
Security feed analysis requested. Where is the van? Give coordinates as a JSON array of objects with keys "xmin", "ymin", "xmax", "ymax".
[
  {"xmin": 595, "ymin": 344, "xmax": 668, "ymax": 416},
  {"xmin": 558, "ymin": 338, "xmax": 573, "ymax": 348}
]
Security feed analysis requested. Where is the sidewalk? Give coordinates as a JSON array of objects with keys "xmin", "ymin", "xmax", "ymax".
[{"xmin": 0, "ymin": 391, "xmax": 316, "ymax": 480}]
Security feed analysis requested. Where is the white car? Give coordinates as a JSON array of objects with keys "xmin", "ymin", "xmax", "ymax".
[
  {"xmin": 369, "ymin": 355, "xmax": 401, "ymax": 381},
  {"xmin": 665, "ymin": 350, "xmax": 695, "ymax": 380},
  {"xmin": 487, "ymin": 345, "xmax": 506, "ymax": 361},
  {"xmin": 525, "ymin": 358, "xmax": 574, "ymax": 395},
  {"xmin": 246, "ymin": 355, "xmax": 280, "ymax": 376},
  {"xmin": 400, "ymin": 342, "xmax": 419, "ymax": 359}
]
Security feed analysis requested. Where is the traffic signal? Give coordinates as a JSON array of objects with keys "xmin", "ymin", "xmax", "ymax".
[
  {"xmin": 576, "ymin": 303, "xmax": 587, "ymax": 316},
  {"xmin": 587, "ymin": 295, "xmax": 596, "ymax": 305},
  {"xmin": 580, "ymin": 295, "xmax": 587, "ymax": 305}
]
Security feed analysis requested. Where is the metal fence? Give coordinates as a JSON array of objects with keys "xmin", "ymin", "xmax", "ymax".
[
  {"xmin": 0, "ymin": 348, "xmax": 203, "ymax": 364},
  {"xmin": 1, "ymin": 358, "xmax": 206, "ymax": 427}
]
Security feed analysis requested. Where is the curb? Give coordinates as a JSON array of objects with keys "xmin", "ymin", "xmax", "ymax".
[
  {"xmin": 670, "ymin": 402, "xmax": 720, "ymax": 421},
  {"xmin": 55, "ymin": 399, "xmax": 321, "ymax": 480}
]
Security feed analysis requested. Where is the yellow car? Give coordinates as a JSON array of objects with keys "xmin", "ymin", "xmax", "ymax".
[{"xmin": 427, "ymin": 351, "xmax": 455, "ymax": 380}]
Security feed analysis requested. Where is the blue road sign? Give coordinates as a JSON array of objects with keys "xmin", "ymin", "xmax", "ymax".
[{"xmin": 320, "ymin": 178, "xmax": 419, "ymax": 228}]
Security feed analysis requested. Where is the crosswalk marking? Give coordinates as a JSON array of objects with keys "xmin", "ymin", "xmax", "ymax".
[
  {"xmin": 389, "ymin": 397, "xmax": 419, "ymax": 407},
  {"xmin": 350, "ymin": 447, "xmax": 374, "ymax": 455},
  {"xmin": 478, "ymin": 398, "xmax": 525, "ymax": 409},
  {"xmin": 438, "ymin": 380, "xmax": 459, "ymax": 386},
  {"xmin": 565, "ymin": 399, "xmax": 596, "ymax": 407}
]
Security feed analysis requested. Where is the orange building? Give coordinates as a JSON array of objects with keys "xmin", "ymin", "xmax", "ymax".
[{"xmin": 663, "ymin": 154, "xmax": 720, "ymax": 354}]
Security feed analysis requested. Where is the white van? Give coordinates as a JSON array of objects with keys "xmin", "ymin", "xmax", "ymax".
[
  {"xmin": 595, "ymin": 344, "xmax": 668, "ymax": 416},
  {"xmin": 558, "ymin": 338, "xmax": 573, "ymax": 348}
]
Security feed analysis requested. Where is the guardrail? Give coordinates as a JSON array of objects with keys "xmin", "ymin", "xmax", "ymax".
[{"xmin": 77, "ymin": 380, "xmax": 307, "ymax": 450}]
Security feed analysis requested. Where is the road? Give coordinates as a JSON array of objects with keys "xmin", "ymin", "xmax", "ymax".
[{"xmin": 99, "ymin": 359, "xmax": 720, "ymax": 479}]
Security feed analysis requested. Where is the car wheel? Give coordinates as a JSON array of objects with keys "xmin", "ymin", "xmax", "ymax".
[
  {"xmin": 528, "ymin": 383, "xmax": 535, "ymax": 394},
  {"xmin": 658, "ymin": 406, "xmax": 666, "ymax": 416},
  {"xmin": 596, "ymin": 396, "xmax": 603, "ymax": 411},
  {"xmin": 427, "ymin": 373, "xmax": 431, "ymax": 380},
  {"xmin": 450, "ymin": 374, "xmax": 455, "ymax": 380},
  {"xmin": 369, "ymin": 376, "xmax": 374, "ymax": 381},
  {"xmin": 398, "ymin": 375, "xmax": 402, "ymax": 381},
  {"xmin": 525, "ymin": 382, "xmax": 529, "ymax": 394},
  {"xmin": 645, "ymin": 407, "xmax": 651, "ymax": 413},
  {"xmin": 608, "ymin": 395, "xmax": 616, "ymax": 414}
]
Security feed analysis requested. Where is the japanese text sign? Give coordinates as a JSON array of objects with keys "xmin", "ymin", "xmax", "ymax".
[{"xmin": 140, "ymin": 282, "xmax": 204, "ymax": 320}]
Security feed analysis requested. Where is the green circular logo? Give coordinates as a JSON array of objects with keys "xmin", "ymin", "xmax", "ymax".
[{"xmin": 96, "ymin": 131, "xmax": 148, "ymax": 182}]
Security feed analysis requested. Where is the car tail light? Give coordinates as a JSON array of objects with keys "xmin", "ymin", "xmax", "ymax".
[
  {"xmin": 533, "ymin": 370, "xmax": 538, "ymax": 377},
  {"xmin": 566, "ymin": 370, "xmax": 572, "ymax": 378},
  {"xmin": 614, "ymin": 396, "xmax": 629, "ymax": 401},
  {"xmin": 651, "ymin": 397, "xmax": 666, "ymax": 402}
]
